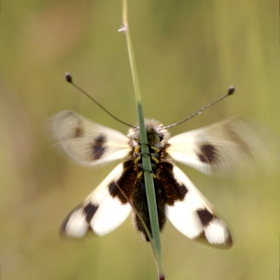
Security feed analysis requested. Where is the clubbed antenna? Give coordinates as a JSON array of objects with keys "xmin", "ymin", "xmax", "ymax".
[
  {"xmin": 65, "ymin": 73, "xmax": 135, "ymax": 128},
  {"xmin": 163, "ymin": 86, "xmax": 235, "ymax": 129}
]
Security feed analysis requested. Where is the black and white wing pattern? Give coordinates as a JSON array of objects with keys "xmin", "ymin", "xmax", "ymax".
[
  {"xmin": 168, "ymin": 117, "xmax": 274, "ymax": 176},
  {"xmin": 61, "ymin": 163, "xmax": 132, "ymax": 237},
  {"xmin": 50, "ymin": 110, "xmax": 131, "ymax": 166},
  {"xmin": 50, "ymin": 111, "xmax": 275, "ymax": 247},
  {"xmin": 165, "ymin": 166, "xmax": 232, "ymax": 247}
]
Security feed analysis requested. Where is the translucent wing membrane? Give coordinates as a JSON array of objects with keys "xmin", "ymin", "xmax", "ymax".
[
  {"xmin": 168, "ymin": 117, "xmax": 276, "ymax": 176},
  {"xmin": 53, "ymin": 112, "xmax": 275, "ymax": 247},
  {"xmin": 61, "ymin": 163, "xmax": 131, "ymax": 237},
  {"xmin": 166, "ymin": 166, "xmax": 232, "ymax": 248},
  {"xmin": 50, "ymin": 110, "xmax": 130, "ymax": 166}
]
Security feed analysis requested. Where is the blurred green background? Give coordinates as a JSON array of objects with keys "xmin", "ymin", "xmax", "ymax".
[{"xmin": 1, "ymin": 1, "xmax": 279, "ymax": 279}]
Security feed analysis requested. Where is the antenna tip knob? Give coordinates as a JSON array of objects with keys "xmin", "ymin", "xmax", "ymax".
[
  {"xmin": 228, "ymin": 85, "xmax": 235, "ymax": 95},
  {"xmin": 65, "ymin": 73, "xmax": 72, "ymax": 83}
]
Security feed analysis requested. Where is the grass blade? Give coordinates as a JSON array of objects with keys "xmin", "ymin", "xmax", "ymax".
[{"xmin": 120, "ymin": 1, "xmax": 164, "ymax": 279}]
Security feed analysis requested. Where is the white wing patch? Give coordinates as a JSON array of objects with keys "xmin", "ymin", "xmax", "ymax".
[
  {"xmin": 62, "ymin": 163, "xmax": 131, "ymax": 237},
  {"xmin": 168, "ymin": 117, "xmax": 274, "ymax": 176},
  {"xmin": 52, "ymin": 112, "xmax": 274, "ymax": 246},
  {"xmin": 50, "ymin": 110, "xmax": 131, "ymax": 166},
  {"xmin": 166, "ymin": 166, "xmax": 232, "ymax": 247}
]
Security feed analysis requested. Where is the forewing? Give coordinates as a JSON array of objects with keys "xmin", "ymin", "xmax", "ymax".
[
  {"xmin": 168, "ymin": 117, "xmax": 275, "ymax": 176},
  {"xmin": 50, "ymin": 110, "xmax": 131, "ymax": 166},
  {"xmin": 166, "ymin": 166, "xmax": 232, "ymax": 248},
  {"xmin": 61, "ymin": 163, "xmax": 131, "ymax": 237}
]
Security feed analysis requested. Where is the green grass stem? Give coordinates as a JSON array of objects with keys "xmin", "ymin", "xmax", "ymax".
[{"xmin": 120, "ymin": 1, "xmax": 164, "ymax": 279}]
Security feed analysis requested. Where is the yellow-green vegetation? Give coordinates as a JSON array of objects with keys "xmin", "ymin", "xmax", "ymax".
[{"xmin": 0, "ymin": 1, "xmax": 279, "ymax": 279}]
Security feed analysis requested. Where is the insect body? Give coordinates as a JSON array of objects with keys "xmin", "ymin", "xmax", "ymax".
[{"xmin": 51, "ymin": 110, "xmax": 269, "ymax": 248}]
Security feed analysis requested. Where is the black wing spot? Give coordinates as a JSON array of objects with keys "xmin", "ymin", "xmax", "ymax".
[
  {"xmin": 197, "ymin": 209, "xmax": 214, "ymax": 226},
  {"xmin": 83, "ymin": 203, "xmax": 98, "ymax": 223},
  {"xmin": 74, "ymin": 126, "xmax": 84, "ymax": 138},
  {"xmin": 92, "ymin": 134, "xmax": 107, "ymax": 160},
  {"xmin": 197, "ymin": 144, "xmax": 217, "ymax": 163},
  {"xmin": 156, "ymin": 162, "xmax": 188, "ymax": 205},
  {"xmin": 109, "ymin": 181, "xmax": 118, "ymax": 197},
  {"xmin": 108, "ymin": 160, "xmax": 137, "ymax": 204}
]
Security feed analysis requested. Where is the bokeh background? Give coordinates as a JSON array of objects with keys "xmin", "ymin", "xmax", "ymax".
[{"xmin": 1, "ymin": 1, "xmax": 279, "ymax": 279}]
